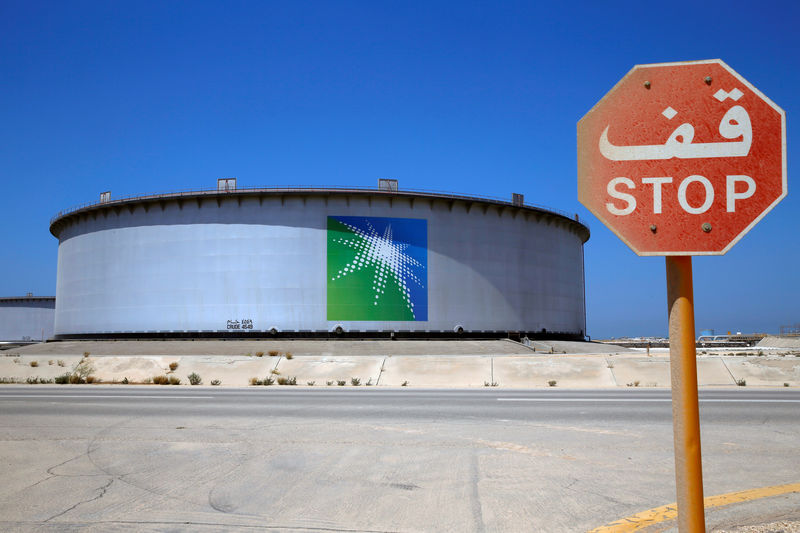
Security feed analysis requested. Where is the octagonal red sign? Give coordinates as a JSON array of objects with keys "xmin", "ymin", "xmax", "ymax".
[{"xmin": 578, "ymin": 59, "xmax": 786, "ymax": 255}]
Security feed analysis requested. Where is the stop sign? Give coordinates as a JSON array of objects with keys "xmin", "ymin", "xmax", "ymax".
[{"xmin": 578, "ymin": 59, "xmax": 786, "ymax": 255}]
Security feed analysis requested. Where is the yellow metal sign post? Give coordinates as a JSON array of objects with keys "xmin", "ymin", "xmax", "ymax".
[{"xmin": 666, "ymin": 256, "xmax": 705, "ymax": 531}]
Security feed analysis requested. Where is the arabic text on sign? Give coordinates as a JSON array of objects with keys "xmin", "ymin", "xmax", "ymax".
[{"xmin": 598, "ymin": 92, "xmax": 752, "ymax": 162}]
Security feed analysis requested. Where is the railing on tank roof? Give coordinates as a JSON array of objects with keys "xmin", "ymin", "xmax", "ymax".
[{"xmin": 50, "ymin": 185, "xmax": 586, "ymax": 227}]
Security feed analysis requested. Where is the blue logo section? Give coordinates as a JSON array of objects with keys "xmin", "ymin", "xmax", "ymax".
[{"xmin": 327, "ymin": 216, "xmax": 427, "ymax": 321}]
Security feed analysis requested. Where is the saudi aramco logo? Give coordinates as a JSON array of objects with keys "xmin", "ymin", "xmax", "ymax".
[{"xmin": 327, "ymin": 216, "xmax": 427, "ymax": 321}]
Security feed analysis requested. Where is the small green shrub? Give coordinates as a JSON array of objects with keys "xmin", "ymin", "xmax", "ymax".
[
  {"xmin": 0, "ymin": 377, "xmax": 20, "ymax": 384},
  {"xmin": 277, "ymin": 376, "xmax": 297, "ymax": 385},
  {"xmin": 153, "ymin": 375, "xmax": 170, "ymax": 385},
  {"xmin": 351, "ymin": 377, "xmax": 361, "ymax": 386},
  {"xmin": 365, "ymin": 378, "xmax": 373, "ymax": 386},
  {"xmin": 30, "ymin": 361, "xmax": 39, "ymax": 367},
  {"xmin": 57, "ymin": 360, "xmax": 65, "ymax": 367},
  {"xmin": 122, "ymin": 377, "xmax": 129, "ymax": 384},
  {"xmin": 263, "ymin": 376, "xmax": 275, "ymax": 385},
  {"xmin": 548, "ymin": 380, "xmax": 557, "ymax": 387},
  {"xmin": 188, "ymin": 372, "xmax": 202, "ymax": 385},
  {"xmin": 54, "ymin": 373, "xmax": 70, "ymax": 384},
  {"xmin": 784, "ymin": 382, "xmax": 789, "ymax": 387},
  {"xmin": 337, "ymin": 380, "xmax": 346, "ymax": 386},
  {"xmin": 168, "ymin": 376, "xmax": 180, "ymax": 385},
  {"xmin": 48, "ymin": 360, "xmax": 54, "ymax": 365},
  {"xmin": 169, "ymin": 362, "xmax": 179, "ymax": 372},
  {"xmin": 74, "ymin": 358, "xmax": 94, "ymax": 376},
  {"xmin": 27, "ymin": 377, "xmax": 53, "ymax": 384},
  {"xmin": 210, "ymin": 379, "xmax": 221, "ymax": 386},
  {"xmin": 307, "ymin": 381, "xmax": 315, "ymax": 386},
  {"xmin": 250, "ymin": 377, "xmax": 261, "ymax": 386},
  {"xmin": 401, "ymin": 380, "xmax": 409, "ymax": 387},
  {"xmin": 736, "ymin": 378, "xmax": 746, "ymax": 386},
  {"xmin": 65, "ymin": 359, "xmax": 96, "ymax": 384},
  {"xmin": 326, "ymin": 380, "xmax": 334, "ymax": 386}
]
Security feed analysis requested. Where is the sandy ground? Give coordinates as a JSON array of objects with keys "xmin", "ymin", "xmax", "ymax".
[
  {"xmin": 758, "ymin": 335, "xmax": 800, "ymax": 349},
  {"xmin": 1, "ymin": 340, "xmax": 798, "ymax": 388}
]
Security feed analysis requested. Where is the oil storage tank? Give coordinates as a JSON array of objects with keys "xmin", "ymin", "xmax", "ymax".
[
  {"xmin": 0, "ymin": 296, "xmax": 55, "ymax": 342},
  {"xmin": 49, "ymin": 183, "xmax": 590, "ymax": 339}
]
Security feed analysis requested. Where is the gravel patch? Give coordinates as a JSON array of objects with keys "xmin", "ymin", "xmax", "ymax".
[{"xmin": 715, "ymin": 519, "xmax": 800, "ymax": 532}]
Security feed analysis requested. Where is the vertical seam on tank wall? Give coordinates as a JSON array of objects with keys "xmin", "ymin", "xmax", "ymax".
[{"xmin": 581, "ymin": 242, "xmax": 587, "ymax": 337}]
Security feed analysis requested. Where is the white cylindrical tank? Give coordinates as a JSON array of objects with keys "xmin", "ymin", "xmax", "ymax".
[
  {"xmin": 0, "ymin": 297, "xmax": 55, "ymax": 342},
  {"xmin": 49, "ymin": 188, "xmax": 589, "ymax": 338}
]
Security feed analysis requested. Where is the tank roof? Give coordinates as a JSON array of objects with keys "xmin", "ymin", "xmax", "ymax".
[
  {"xmin": 50, "ymin": 186, "xmax": 590, "ymax": 240},
  {"xmin": 0, "ymin": 296, "xmax": 55, "ymax": 302}
]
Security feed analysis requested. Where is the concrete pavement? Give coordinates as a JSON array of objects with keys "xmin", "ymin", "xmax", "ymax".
[{"xmin": 1, "ymin": 387, "xmax": 799, "ymax": 532}]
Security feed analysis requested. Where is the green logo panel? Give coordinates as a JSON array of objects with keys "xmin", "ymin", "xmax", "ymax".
[{"xmin": 327, "ymin": 216, "xmax": 427, "ymax": 321}]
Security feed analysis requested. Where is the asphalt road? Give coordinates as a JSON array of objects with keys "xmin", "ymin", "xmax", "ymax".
[{"xmin": 1, "ymin": 387, "xmax": 798, "ymax": 532}]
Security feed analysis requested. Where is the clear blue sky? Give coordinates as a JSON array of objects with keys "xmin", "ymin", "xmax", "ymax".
[{"xmin": 2, "ymin": 1, "xmax": 797, "ymax": 339}]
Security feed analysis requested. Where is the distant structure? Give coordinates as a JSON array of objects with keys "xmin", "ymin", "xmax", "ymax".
[
  {"xmin": 780, "ymin": 324, "xmax": 800, "ymax": 336},
  {"xmin": 0, "ymin": 296, "xmax": 55, "ymax": 343},
  {"xmin": 48, "ymin": 181, "xmax": 590, "ymax": 339},
  {"xmin": 695, "ymin": 333, "xmax": 766, "ymax": 346}
]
